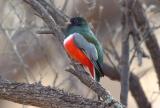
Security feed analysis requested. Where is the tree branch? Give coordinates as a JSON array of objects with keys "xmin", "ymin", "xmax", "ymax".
[
  {"xmin": 102, "ymin": 64, "xmax": 151, "ymax": 108},
  {"xmin": 37, "ymin": 0, "xmax": 69, "ymax": 25},
  {"xmin": 0, "ymin": 76, "xmax": 110, "ymax": 108},
  {"xmin": 119, "ymin": 35, "xmax": 130, "ymax": 106},
  {"xmin": 118, "ymin": 1, "xmax": 130, "ymax": 105},
  {"xmin": 129, "ymin": 0, "xmax": 160, "ymax": 90},
  {"xmin": 65, "ymin": 65, "xmax": 122, "ymax": 107}
]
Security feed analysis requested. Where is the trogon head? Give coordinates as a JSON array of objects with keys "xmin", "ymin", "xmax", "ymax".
[
  {"xmin": 69, "ymin": 17, "xmax": 88, "ymax": 26},
  {"xmin": 65, "ymin": 17, "xmax": 89, "ymax": 37}
]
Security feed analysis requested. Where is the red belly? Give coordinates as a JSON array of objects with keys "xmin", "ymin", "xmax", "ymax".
[{"xmin": 63, "ymin": 34, "xmax": 94, "ymax": 78}]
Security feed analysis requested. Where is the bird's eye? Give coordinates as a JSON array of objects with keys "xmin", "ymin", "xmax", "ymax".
[
  {"xmin": 74, "ymin": 19, "xmax": 79, "ymax": 24},
  {"xmin": 70, "ymin": 17, "xmax": 81, "ymax": 25}
]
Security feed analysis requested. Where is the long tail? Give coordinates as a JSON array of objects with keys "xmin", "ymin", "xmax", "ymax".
[{"xmin": 90, "ymin": 60, "xmax": 104, "ymax": 82}]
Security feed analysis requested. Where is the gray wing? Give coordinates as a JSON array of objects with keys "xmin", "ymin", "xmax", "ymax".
[{"xmin": 73, "ymin": 33, "xmax": 98, "ymax": 61}]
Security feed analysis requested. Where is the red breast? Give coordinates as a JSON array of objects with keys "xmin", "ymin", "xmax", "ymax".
[{"xmin": 63, "ymin": 33, "xmax": 95, "ymax": 79}]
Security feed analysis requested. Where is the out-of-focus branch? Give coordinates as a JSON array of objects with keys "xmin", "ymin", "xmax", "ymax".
[
  {"xmin": 0, "ymin": 24, "xmax": 33, "ymax": 83},
  {"xmin": 118, "ymin": 0, "xmax": 154, "ymax": 107},
  {"xmin": 128, "ymin": 0, "xmax": 160, "ymax": 90},
  {"xmin": 118, "ymin": 1, "xmax": 130, "ymax": 105},
  {"xmin": 24, "ymin": 0, "xmax": 65, "ymax": 43},
  {"xmin": 62, "ymin": 0, "xmax": 68, "ymax": 11},
  {"xmin": 119, "ymin": 35, "xmax": 130, "ymax": 106},
  {"xmin": 0, "ymin": 76, "xmax": 109, "ymax": 108},
  {"xmin": 102, "ymin": 63, "xmax": 151, "ymax": 108},
  {"xmin": 23, "ymin": 0, "xmax": 124, "ymax": 107},
  {"xmin": 36, "ymin": 29, "xmax": 55, "ymax": 34},
  {"xmin": 37, "ymin": 0, "xmax": 69, "ymax": 25}
]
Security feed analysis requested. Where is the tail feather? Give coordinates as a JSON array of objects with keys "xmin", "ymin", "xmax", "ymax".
[
  {"xmin": 92, "ymin": 61, "xmax": 104, "ymax": 82},
  {"xmin": 95, "ymin": 68, "xmax": 101, "ymax": 82},
  {"xmin": 96, "ymin": 61, "xmax": 104, "ymax": 77}
]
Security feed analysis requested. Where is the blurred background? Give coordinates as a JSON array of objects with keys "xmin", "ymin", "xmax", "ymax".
[{"xmin": 0, "ymin": 0, "xmax": 159, "ymax": 108}]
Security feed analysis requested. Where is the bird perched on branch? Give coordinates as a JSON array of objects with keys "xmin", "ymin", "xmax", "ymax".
[{"xmin": 63, "ymin": 17, "xmax": 104, "ymax": 82}]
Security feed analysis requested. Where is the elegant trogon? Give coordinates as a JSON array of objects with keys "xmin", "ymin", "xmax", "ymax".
[{"xmin": 63, "ymin": 17, "xmax": 104, "ymax": 82}]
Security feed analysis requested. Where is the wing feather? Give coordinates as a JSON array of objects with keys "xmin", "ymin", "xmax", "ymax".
[
  {"xmin": 73, "ymin": 33, "xmax": 102, "ymax": 73},
  {"xmin": 73, "ymin": 33, "xmax": 98, "ymax": 60}
]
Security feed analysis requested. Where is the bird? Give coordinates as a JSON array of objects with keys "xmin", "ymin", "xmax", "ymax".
[{"xmin": 63, "ymin": 17, "xmax": 104, "ymax": 82}]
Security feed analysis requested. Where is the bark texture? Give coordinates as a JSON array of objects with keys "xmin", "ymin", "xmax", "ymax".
[{"xmin": 0, "ymin": 76, "xmax": 109, "ymax": 108}]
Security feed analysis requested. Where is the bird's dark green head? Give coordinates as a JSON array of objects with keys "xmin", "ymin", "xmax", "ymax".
[
  {"xmin": 69, "ymin": 17, "xmax": 88, "ymax": 27},
  {"xmin": 65, "ymin": 17, "xmax": 89, "ymax": 36}
]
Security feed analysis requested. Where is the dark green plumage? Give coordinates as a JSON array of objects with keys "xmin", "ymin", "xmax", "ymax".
[{"xmin": 65, "ymin": 17, "xmax": 104, "ymax": 81}]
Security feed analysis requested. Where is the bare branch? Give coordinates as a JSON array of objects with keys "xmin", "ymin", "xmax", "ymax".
[
  {"xmin": 36, "ymin": 29, "xmax": 55, "ymax": 34},
  {"xmin": 119, "ymin": 35, "xmax": 130, "ymax": 106},
  {"xmin": 0, "ymin": 76, "xmax": 109, "ymax": 108},
  {"xmin": 129, "ymin": 0, "xmax": 160, "ymax": 90},
  {"xmin": 61, "ymin": 0, "xmax": 68, "ymax": 11},
  {"xmin": 65, "ymin": 66, "xmax": 123, "ymax": 107},
  {"xmin": 37, "ymin": 0, "xmax": 69, "ymax": 25},
  {"xmin": 0, "ymin": 24, "xmax": 32, "ymax": 83},
  {"xmin": 102, "ymin": 63, "xmax": 151, "ymax": 108},
  {"xmin": 119, "ymin": 0, "xmax": 130, "ymax": 105}
]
